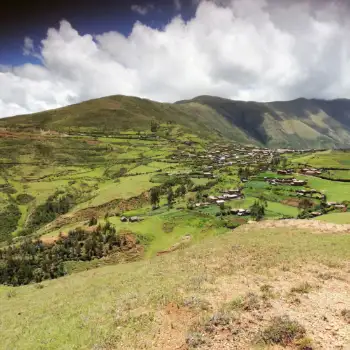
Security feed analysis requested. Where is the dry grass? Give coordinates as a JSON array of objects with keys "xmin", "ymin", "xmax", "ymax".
[{"xmin": 1, "ymin": 224, "xmax": 350, "ymax": 349}]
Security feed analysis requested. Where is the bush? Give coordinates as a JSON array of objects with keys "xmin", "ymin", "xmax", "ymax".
[
  {"xmin": 16, "ymin": 193, "xmax": 35, "ymax": 205},
  {"xmin": 290, "ymin": 282, "xmax": 312, "ymax": 294},
  {"xmin": 341, "ymin": 309, "xmax": 350, "ymax": 323},
  {"xmin": 0, "ymin": 204, "xmax": 21, "ymax": 242},
  {"xmin": 259, "ymin": 315, "xmax": 306, "ymax": 346}
]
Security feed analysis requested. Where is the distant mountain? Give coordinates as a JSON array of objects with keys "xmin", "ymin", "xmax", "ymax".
[
  {"xmin": 177, "ymin": 96, "xmax": 350, "ymax": 149},
  {"xmin": 2, "ymin": 94, "xmax": 350, "ymax": 148}
]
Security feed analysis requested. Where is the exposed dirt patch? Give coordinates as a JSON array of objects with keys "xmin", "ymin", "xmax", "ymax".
[
  {"xmin": 156, "ymin": 235, "xmax": 192, "ymax": 256},
  {"xmin": 281, "ymin": 198, "xmax": 301, "ymax": 207},
  {"xmin": 152, "ymin": 303, "xmax": 199, "ymax": 350},
  {"xmin": 245, "ymin": 219, "xmax": 350, "ymax": 234},
  {"xmin": 40, "ymin": 232, "xmax": 68, "ymax": 245},
  {"xmin": 152, "ymin": 264, "xmax": 350, "ymax": 349},
  {"xmin": 86, "ymin": 139, "xmax": 100, "ymax": 145}
]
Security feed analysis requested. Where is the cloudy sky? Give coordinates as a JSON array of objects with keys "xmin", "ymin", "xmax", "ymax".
[{"xmin": 1, "ymin": 0, "xmax": 350, "ymax": 118}]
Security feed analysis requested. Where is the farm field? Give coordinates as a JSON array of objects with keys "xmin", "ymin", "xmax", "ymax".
[
  {"xmin": 315, "ymin": 212, "xmax": 350, "ymax": 224},
  {"xmin": 291, "ymin": 150, "xmax": 350, "ymax": 169},
  {"xmin": 297, "ymin": 175, "xmax": 350, "ymax": 202}
]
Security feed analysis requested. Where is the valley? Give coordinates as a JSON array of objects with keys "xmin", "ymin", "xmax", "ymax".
[{"xmin": 1, "ymin": 96, "xmax": 350, "ymax": 349}]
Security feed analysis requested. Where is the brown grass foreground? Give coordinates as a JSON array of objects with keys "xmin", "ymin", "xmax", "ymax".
[{"xmin": 1, "ymin": 222, "xmax": 350, "ymax": 349}]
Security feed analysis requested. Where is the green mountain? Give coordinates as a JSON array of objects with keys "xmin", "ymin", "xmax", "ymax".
[
  {"xmin": 177, "ymin": 96, "xmax": 350, "ymax": 149},
  {"xmin": 2, "ymin": 94, "xmax": 350, "ymax": 148}
]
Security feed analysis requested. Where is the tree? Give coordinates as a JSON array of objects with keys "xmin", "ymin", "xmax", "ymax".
[
  {"xmin": 195, "ymin": 191, "xmax": 203, "ymax": 203},
  {"xmin": 89, "ymin": 217, "xmax": 98, "ymax": 226},
  {"xmin": 150, "ymin": 119, "xmax": 160, "ymax": 133},
  {"xmin": 250, "ymin": 201, "xmax": 266, "ymax": 221},
  {"xmin": 187, "ymin": 198, "xmax": 195, "ymax": 210},
  {"xmin": 150, "ymin": 187, "xmax": 160, "ymax": 209},
  {"xmin": 167, "ymin": 188, "xmax": 174, "ymax": 208},
  {"xmin": 179, "ymin": 184, "xmax": 186, "ymax": 197},
  {"xmin": 298, "ymin": 198, "xmax": 313, "ymax": 211},
  {"xmin": 281, "ymin": 157, "xmax": 288, "ymax": 169}
]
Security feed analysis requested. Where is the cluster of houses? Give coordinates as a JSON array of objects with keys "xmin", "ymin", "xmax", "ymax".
[
  {"xmin": 120, "ymin": 216, "xmax": 144, "ymax": 223},
  {"xmin": 299, "ymin": 168, "xmax": 323, "ymax": 176},
  {"xmin": 207, "ymin": 189, "xmax": 243, "ymax": 205},
  {"xmin": 326, "ymin": 202, "xmax": 347, "ymax": 209},
  {"xmin": 265, "ymin": 177, "xmax": 307, "ymax": 186},
  {"xmin": 296, "ymin": 189, "xmax": 325, "ymax": 199},
  {"xmin": 230, "ymin": 208, "xmax": 251, "ymax": 216},
  {"xmin": 173, "ymin": 143, "xmax": 275, "ymax": 172}
]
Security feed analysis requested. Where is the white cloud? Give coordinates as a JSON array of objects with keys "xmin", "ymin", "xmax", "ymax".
[
  {"xmin": 174, "ymin": 0, "xmax": 182, "ymax": 11},
  {"xmin": 131, "ymin": 4, "xmax": 154, "ymax": 15},
  {"xmin": 1, "ymin": 0, "xmax": 350, "ymax": 118}
]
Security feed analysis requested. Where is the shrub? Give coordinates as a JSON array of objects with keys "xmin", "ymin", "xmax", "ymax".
[
  {"xmin": 290, "ymin": 282, "xmax": 312, "ymax": 294},
  {"xmin": 341, "ymin": 309, "xmax": 350, "ymax": 323},
  {"xmin": 259, "ymin": 315, "xmax": 306, "ymax": 346},
  {"xmin": 0, "ymin": 204, "xmax": 21, "ymax": 242},
  {"xmin": 16, "ymin": 193, "xmax": 35, "ymax": 205}
]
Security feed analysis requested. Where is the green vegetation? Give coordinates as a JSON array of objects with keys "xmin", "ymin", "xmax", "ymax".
[
  {"xmin": 315, "ymin": 212, "xmax": 350, "ymax": 224},
  {"xmin": 0, "ymin": 223, "xmax": 125, "ymax": 286},
  {"xmin": 258, "ymin": 315, "xmax": 307, "ymax": 347}
]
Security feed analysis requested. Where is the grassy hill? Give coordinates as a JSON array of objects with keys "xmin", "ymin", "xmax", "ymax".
[
  {"xmin": 2, "ymin": 94, "xmax": 350, "ymax": 148},
  {"xmin": 2, "ymin": 223, "xmax": 350, "ymax": 349}
]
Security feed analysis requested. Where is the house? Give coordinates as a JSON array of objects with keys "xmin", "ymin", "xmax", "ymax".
[
  {"xmin": 120, "ymin": 216, "xmax": 128, "ymax": 222},
  {"xmin": 129, "ymin": 216, "xmax": 143, "ymax": 223},
  {"xmin": 216, "ymin": 200, "xmax": 225, "ymax": 205},
  {"xmin": 203, "ymin": 172, "xmax": 213, "ymax": 178},
  {"xmin": 311, "ymin": 211, "xmax": 322, "ymax": 217},
  {"xmin": 334, "ymin": 204, "xmax": 346, "ymax": 209},
  {"xmin": 291, "ymin": 180, "xmax": 307, "ymax": 186},
  {"xmin": 208, "ymin": 195, "xmax": 218, "ymax": 202},
  {"xmin": 228, "ymin": 189, "xmax": 241, "ymax": 194}
]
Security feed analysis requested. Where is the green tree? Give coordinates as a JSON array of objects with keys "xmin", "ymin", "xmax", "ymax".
[
  {"xmin": 250, "ymin": 198, "xmax": 267, "ymax": 221},
  {"xmin": 150, "ymin": 187, "xmax": 160, "ymax": 209},
  {"xmin": 167, "ymin": 188, "xmax": 174, "ymax": 209},
  {"xmin": 298, "ymin": 198, "xmax": 313, "ymax": 211},
  {"xmin": 150, "ymin": 119, "xmax": 160, "ymax": 133}
]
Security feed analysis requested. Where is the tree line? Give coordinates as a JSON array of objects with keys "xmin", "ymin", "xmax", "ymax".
[{"xmin": 0, "ymin": 222, "xmax": 126, "ymax": 286}]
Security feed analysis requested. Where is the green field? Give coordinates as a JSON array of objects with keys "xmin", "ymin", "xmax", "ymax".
[
  {"xmin": 292, "ymin": 150, "xmax": 350, "ymax": 169},
  {"xmin": 297, "ymin": 175, "xmax": 350, "ymax": 202},
  {"xmin": 315, "ymin": 212, "xmax": 350, "ymax": 224}
]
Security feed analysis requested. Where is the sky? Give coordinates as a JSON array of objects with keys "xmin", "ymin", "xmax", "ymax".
[{"xmin": 1, "ymin": 0, "xmax": 350, "ymax": 118}]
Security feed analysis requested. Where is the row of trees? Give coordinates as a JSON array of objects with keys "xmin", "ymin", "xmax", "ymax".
[{"xmin": 0, "ymin": 223, "xmax": 125, "ymax": 286}]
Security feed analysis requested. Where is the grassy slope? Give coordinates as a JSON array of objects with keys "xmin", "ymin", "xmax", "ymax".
[
  {"xmin": 0, "ymin": 95, "xmax": 253, "ymax": 144},
  {"xmin": 296, "ymin": 175, "xmax": 350, "ymax": 202},
  {"xmin": 315, "ymin": 212, "xmax": 350, "ymax": 224},
  {"xmin": 291, "ymin": 150, "xmax": 350, "ymax": 169},
  {"xmin": 2, "ymin": 225, "xmax": 350, "ymax": 349}
]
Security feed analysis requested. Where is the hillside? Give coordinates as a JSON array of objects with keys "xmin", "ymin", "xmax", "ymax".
[
  {"xmin": 2, "ymin": 222, "xmax": 350, "ymax": 349},
  {"xmin": 178, "ymin": 96, "xmax": 350, "ymax": 149},
  {"xmin": 0, "ymin": 95, "xmax": 254, "ymax": 145},
  {"xmin": 2, "ymin": 94, "xmax": 350, "ymax": 148}
]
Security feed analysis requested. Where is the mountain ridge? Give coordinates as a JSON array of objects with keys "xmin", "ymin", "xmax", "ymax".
[{"xmin": 2, "ymin": 94, "xmax": 350, "ymax": 148}]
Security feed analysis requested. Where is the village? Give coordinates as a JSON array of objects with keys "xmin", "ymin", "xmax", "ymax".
[{"xmin": 164, "ymin": 141, "xmax": 349, "ymax": 221}]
